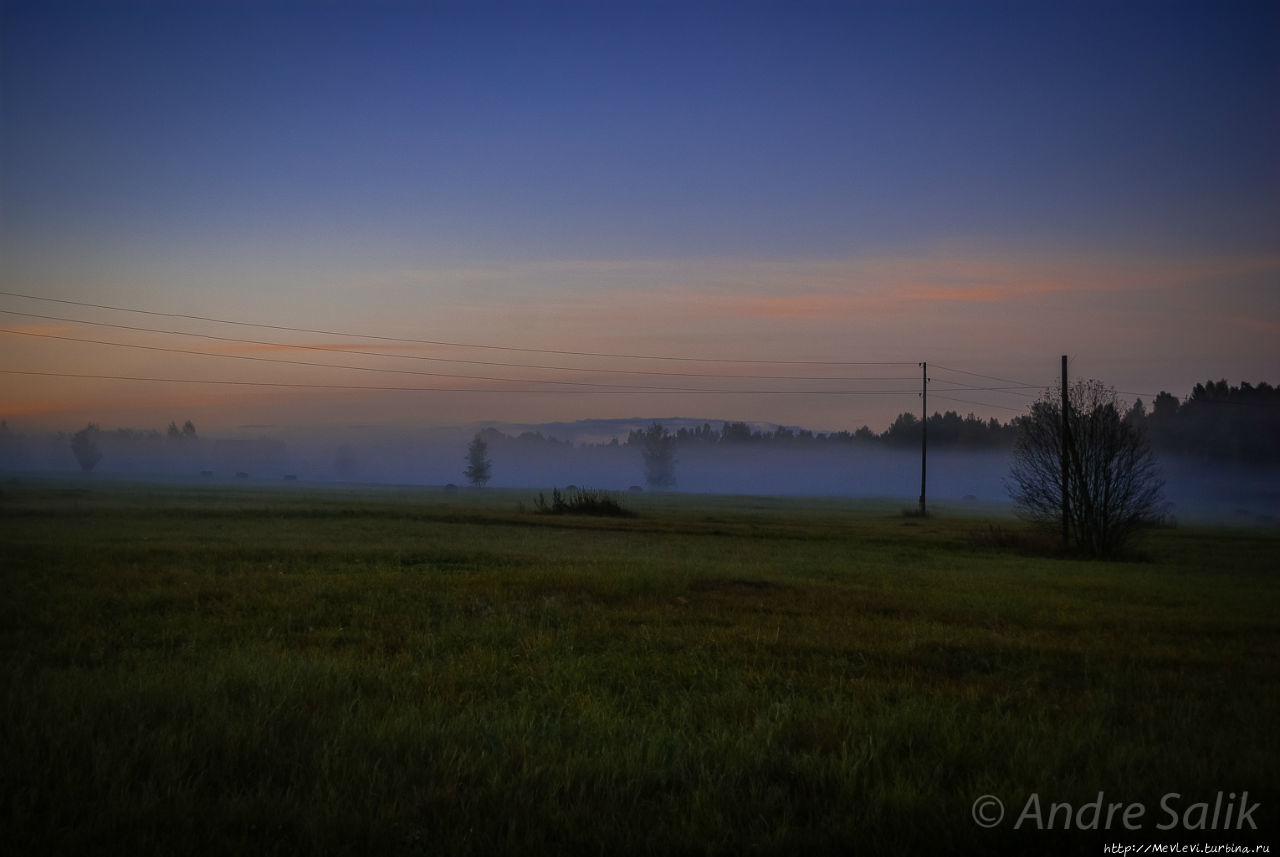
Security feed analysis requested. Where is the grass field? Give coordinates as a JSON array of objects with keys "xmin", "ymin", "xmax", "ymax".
[{"xmin": 2, "ymin": 478, "xmax": 1277, "ymax": 855}]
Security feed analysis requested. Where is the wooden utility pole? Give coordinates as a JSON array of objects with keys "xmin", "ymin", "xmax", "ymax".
[
  {"xmin": 1061, "ymin": 354, "xmax": 1069, "ymax": 547},
  {"xmin": 920, "ymin": 361, "xmax": 927, "ymax": 516}
]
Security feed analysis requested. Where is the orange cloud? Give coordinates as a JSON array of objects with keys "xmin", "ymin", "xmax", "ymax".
[
  {"xmin": 319, "ymin": 250, "xmax": 1279, "ymax": 346},
  {"xmin": 678, "ymin": 277, "xmax": 1061, "ymax": 321},
  {"xmin": 664, "ymin": 252, "xmax": 1280, "ymax": 322}
]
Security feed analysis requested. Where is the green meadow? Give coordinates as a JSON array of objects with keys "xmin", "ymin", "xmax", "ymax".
[{"xmin": 2, "ymin": 479, "xmax": 1276, "ymax": 855}]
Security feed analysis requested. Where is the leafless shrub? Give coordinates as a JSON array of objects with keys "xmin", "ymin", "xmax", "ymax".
[{"xmin": 1006, "ymin": 380, "xmax": 1164, "ymax": 558}]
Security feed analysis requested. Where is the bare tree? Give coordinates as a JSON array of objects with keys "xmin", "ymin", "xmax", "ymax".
[
  {"xmin": 640, "ymin": 422, "xmax": 676, "ymax": 489},
  {"xmin": 1007, "ymin": 380, "xmax": 1164, "ymax": 557},
  {"xmin": 168, "ymin": 420, "xmax": 197, "ymax": 441},
  {"xmin": 465, "ymin": 432, "xmax": 491, "ymax": 487},
  {"xmin": 71, "ymin": 423, "xmax": 103, "ymax": 473}
]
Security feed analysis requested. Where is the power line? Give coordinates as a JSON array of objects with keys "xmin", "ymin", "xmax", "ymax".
[
  {"xmin": 930, "ymin": 393, "xmax": 1028, "ymax": 413},
  {"xmin": 0, "ymin": 309, "xmax": 918, "ymax": 382},
  {"xmin": 0, "ymin": 324, "xmax": 1075, "ymax": 412},
  {"xmin": 0, "ymin": 290, "xmax": 916, "ymax": 366},
  {"xmin": 0, "ymin": 328, "xmax": 702, "ymax": 392},
  {"xmin": 0, "ymin": 369, "xmax": 500, "ymax": 394},
  {"xmin": 928, "ymin": 382, "xmax": 1039, "ymax": 395},
  {"xmin": 930, "ymin": 363, "xmax": 1040, "ymax": 389},
  {"xmin": 4, "ymin": 327, "xmax": 872, "ymax": 393},
  {"xmin": 0, "ymin": 368, "xmax": 927, "ymax": 395},
  {"xmin": 0, "ymin": 292, "xmax": 1098, "ymax": 415}
]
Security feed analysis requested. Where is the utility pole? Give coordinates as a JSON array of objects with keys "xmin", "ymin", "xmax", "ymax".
[
  {"xmin": 1061, "ymin": 354, "xmax": 1069, "ymax": 547},
  {"xmin": 920, "ymin": 361, "xmax": 928, "ymax": 516}
]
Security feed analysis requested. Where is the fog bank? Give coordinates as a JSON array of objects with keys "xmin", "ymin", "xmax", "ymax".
[{"xmin": 2, "ymin": 421, "xmax": 1275, "ymax": 526}]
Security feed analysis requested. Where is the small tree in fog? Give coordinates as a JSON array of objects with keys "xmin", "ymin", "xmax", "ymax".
[
  {"xmin": 465, "ymin": 433, "xmax": 491, "ymax": 487},
  {"xmin": 168, "ymin": 420, "xmax": 197, "ymax": 441},
  {"xmin": 640, "ymin": 422, "xmax": 676, "ymax": 489},
  {"xmin": 1007, "ymin": 380, "xmax": 1163, "ymax": 558},
  {"xmin": 71, "ymin": 423, "xmax": 103, "ymax": 473}
]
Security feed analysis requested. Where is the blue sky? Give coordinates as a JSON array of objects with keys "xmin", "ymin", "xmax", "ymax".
[{"xmin": 2, "ymin": 0, "xmax": 1277, "ymax": 432}]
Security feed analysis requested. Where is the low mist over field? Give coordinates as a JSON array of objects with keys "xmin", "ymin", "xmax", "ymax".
[{"xmin": 3, "ymin": 413, "xmax": 1276, "ymax": 525}]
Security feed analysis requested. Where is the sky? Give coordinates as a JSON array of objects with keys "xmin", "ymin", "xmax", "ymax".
[{"xmin": 2, "ymin": 0, "xmax": 1277, "ymax": 436}]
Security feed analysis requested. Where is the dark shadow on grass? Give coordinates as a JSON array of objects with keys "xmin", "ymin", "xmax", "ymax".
[{"xmin": 966, "ymin": 523, "xmax": 1159, "ymax": 562}]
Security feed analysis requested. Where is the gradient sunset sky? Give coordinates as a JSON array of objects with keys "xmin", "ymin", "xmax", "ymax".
[{"xmin": 2, "ymin": 0, "xmax": 1277, "ymax": 435}]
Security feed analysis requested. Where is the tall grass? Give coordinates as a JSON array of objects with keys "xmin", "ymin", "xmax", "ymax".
[
  {"xmin": 534, "ymin": 486, "xmax": 635, "ymax": 517},
  {"xmin": 2, "ymin": 479, "xmax": 1276, "ymax": 855}
]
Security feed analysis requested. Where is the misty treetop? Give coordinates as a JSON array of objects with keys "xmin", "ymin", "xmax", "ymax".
[
  {"xmin": 465, "ymin": 432, "xmax": 492, "ymax": 488},
  {"xmin": 638, "ymin": 423, "xmax": 677, "ymax": 489},
  {"xmin": 0, "ymin": 420, "xmax": 291, "ymax": 477},
  {"xmin": 166, "ymin": 420, "xmax": 198, "ymax": 441},
  {"xmin": 71, "ymin": 424, "xmax": 103, "ymax": 473},
  {"xmin": 70, "ymin": 422, "xmax": 202, "ymax": 472}
]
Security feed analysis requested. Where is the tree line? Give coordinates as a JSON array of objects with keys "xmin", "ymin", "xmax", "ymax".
[
  {"xmin": 612, "ymin": 378, "xmax": 1277, "ymax": 461},
  {"xmin": 1124, "ymin": 381, "xmax": 1280, "ymax": 463},
  {"xmin": 622, "ymin": 414, "xmax": 1017, "ymax": 451},
  {"xmin": 1, "ymin": 378, "xmax": 1273, "ymax": 480},
  {"xmin": 68, "ymin": 421, "xmax": 200, "ymax": 471}
]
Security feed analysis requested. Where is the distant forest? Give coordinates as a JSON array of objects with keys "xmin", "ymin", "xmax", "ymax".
[
  {"xmin": 622, "ymin": 413, "xmax": 1015, "ymax": 450},
  {"xmin": 2, "ymin": 379, "xmax": 1277, "ymax": 473},
  {"xmin": 1131, "ymin": 380, "xmax": 1280, "ymax": 462},
  {"xmin": 609, "ymin": 380, "xmax": 1280, "ymax": 462}
]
